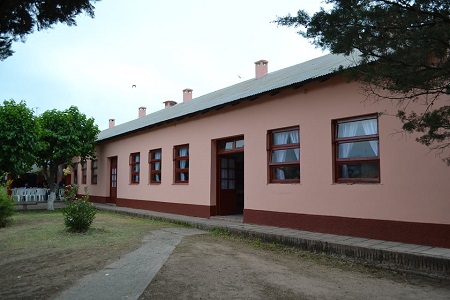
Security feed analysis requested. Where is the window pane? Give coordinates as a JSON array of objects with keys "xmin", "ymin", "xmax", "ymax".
[
  {"xmin": 178, "ymin": 147, "xmax": 189, "ymax": 156},
  {"xmin": 153, "ymin": 151, "xmax": 161, "ymax": 160},
  {"xmin": 132, "ymin": 165, "xmax": 140, "ymax": 172},
  {"xmin": 221, "ymin": 169, "xmax": 228, "ymax": 179},
  {"xmin": 224, "ymin": 142, "xmax": 233, "ymax": 150},
  {"xmin": 273, "ymin": 130, "xmax": 299, "ymax": 145},
  {"xmin": 177, "ymin": 172, "xmax": 189, "ymax": 181},
  {"xmin": 221, "ymin": 179, "xmax": 228, "ymax": 189},
  {"xmin": 178, "ymin": 160, "xmax": 189, "ymax": 169},
  {"xmin": 272, "ymin": 148, "xmax": 300, "ymax": 163},
  {"xmin": 235, "ymin": 140, "xmax": 244, "ymax": 148},
  {"xmin": 338, "ymin": 118, "xmax": 378, "ymax": 138},
  {"xmin": 229, "ymin": 180, "xmax": 235, "ymax": 189},
  {"xmin": 229, "ymin": 159, "xmax": 235, "ymax": 168},
  {"xmin": 338, "ymin": 162, "xmax": 379, "ymax": 179},
  {"xmin": 152, "ymin": 174, "xmax": 161, "ymax": 182},
  {"xmin": 272, "ymin": 166, "xmax": 300, "ymax": 180},
  {"xmin": 221, "ymin": 158, "xmax": 228, "ymax": 168},
  {"xmin": 338, "ymin": 141, "xmax": 378, "ymax": 158}
]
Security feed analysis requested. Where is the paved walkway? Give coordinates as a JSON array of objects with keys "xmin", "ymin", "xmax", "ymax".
[
  {"xmin": 94, "ymin": 203, "xmax": 450, "ymax": 279},
  {"xmin": 57, "ymin": 227, "xmax": 206, "ymax": 300}
]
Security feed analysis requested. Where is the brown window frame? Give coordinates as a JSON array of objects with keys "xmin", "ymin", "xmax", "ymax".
[
  {"xmin": 130, "ymin": 152, "xmax": 140, "ymax": 184},
  {"xmin": 268, "ymin": 126, "xmax": 300, "ymax": 184},
  {"xmin": 149, "ymin": 149, "xmax": 162, "ymax": 184},
  {"xmin": 333, "ymin": 114, "xmax": 380, "ymax": 183},
  {"xmin": 91, "ymin": 159, "xmax": 98, "ymax": 184},
  {"xmin": 81, "ymin": 161, "xmax": 87, "ymax": 184},
  {"xmin": 173, "ymin": 144, "xmax": 189, "ymax": 184},
  {"xmin": 217, "ymin": 136, "xmax": 244, "ymax": 154},
  {"xmin": 73, "ymin": 165, "xmax": 78, "ymax": 185}
]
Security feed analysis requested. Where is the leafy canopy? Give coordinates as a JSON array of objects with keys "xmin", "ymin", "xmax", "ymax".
[
  {"xmin": 0, "ymin": 100, "xmax": 99, "ymax": 198},
  {"xmin": 0, "ymin": 100, "xmax": 39, "ymax": 175},
  {"xmin": 36, "ymin": 106, "xmax": 100, "ymax": 192},
  {"xmin": 275, "ymin": 0, "xmax": 450, "ymax": 163},
  {"xmin": 0, "ymin": 0, "xmax": 99, "ymax": 60}
]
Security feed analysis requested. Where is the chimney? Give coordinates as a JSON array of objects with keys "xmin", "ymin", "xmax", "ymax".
[
  {"xmin": 163, "ymin": 100, "xmax": 177, "ymax": 108},
  {"xmin": 255, "ymin": 59, "xmax": 268, "ymax": 78},
  {"xmin": 138, "ymin": 107, "xmax": 146, "ymax": 118},
  {"xmin": 109, "ymin": 119, "xmax": 115, "ymax": 128},
  {"xmin": 183, "ymin": 88, "xmax": 193, "ymax": 102}
]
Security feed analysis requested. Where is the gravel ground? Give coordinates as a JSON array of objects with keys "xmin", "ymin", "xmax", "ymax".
[{"xmin": 140, "ymin": 234, "xmax": 450, "ymax": 300}]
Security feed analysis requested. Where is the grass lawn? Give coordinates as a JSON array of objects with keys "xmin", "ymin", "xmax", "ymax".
[{"xmin": 0, "ymin": 210, "xmax": 175, "ymax": 300}]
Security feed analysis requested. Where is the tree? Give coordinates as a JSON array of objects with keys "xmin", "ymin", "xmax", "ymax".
[
  {"xmin": 0, "ymin": 100, "xmax": 39, "ymax": 175},
  {"xmin": 0, "ymin": 0, "xmax": 99, "ymax": 60},
  {"xmin": 36, "ymin": 106, "xmax": 100, "ymax": 210},
  {"xmin": 275, "ymin": 0, "xmax": 450, "ymax": 163}
]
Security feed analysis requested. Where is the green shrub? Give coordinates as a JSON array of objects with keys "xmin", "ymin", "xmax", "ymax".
[
  {"xmin": 62, "ymin": 185, "xmax": 96, "ymax": 233},
  {"xmin": 0, "ymin": 186, "xmax": 14, "ymax": 227}
]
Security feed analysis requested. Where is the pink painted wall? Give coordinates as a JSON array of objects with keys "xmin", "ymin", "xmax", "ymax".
[{"xmin": 82, "ymin": 76, "xmax": 450, "ymax": 225}]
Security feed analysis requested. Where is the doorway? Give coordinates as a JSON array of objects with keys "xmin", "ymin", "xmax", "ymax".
[
  {"xmin": 216, "ymin": 137, "xmax": 244, "ymax": 216},
  {"xmin": 108, "ymin": 156, "xmax": 118, "ymax": 204}
]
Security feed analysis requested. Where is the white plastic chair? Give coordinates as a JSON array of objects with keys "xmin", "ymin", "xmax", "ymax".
[
  {"xmin": 58, "ymin": 188, "xmax": 65, "ymax": 201},
  {"xmin": 12, "ymin": 188, "xmax": 25, "ymax": 202},
  {"xmin": 35, "ymin": 188, "xmax": 47, "ymax": 202},
  {"xmin": 24, "ymin": 188, "xmax": 37, "ymax": 202},
  {"xmin": 10, "ymin": 188, "xmax": 18, "ymax": 201}
]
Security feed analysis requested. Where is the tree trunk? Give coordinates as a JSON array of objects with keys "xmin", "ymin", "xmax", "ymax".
[
  {"xmin": 47, "ymin": 167, "xmax": 57, "ymax": 211},
  {"xmin": 48, "ymin": 192, "xmax": 55, "ymax": 210}
]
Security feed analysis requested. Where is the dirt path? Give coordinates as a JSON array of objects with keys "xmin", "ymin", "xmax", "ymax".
[{"xmin": 140, "ymin": 234, "xmax": 450, "ymax": 300}]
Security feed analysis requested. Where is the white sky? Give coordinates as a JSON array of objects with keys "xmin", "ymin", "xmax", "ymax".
[{"xmin": 0, "ymin": 0, "xmax": 329, "ymax": 130}]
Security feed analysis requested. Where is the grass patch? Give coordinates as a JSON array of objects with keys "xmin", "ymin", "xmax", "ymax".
[
  {"xmin": 0, "ymin": 210, "xmax": 174, "ymax": 253},
  {"xmin": 210, "ymin": 227, "xmax": 230, "ymax": 237},
  {"xmin": 0, "ymin": 210, "xmax": 183, "ymax": 299}
]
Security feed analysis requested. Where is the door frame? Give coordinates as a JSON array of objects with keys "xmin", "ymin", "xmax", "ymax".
[
  {"xmin": 216, "ymin": 136, "xmax": 244, "ymax": 215},
  {"xmin": 108, "ymin": 156, "xmax": 118, "ymax": 204}
]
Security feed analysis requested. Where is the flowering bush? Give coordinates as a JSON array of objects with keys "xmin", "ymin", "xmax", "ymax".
[
  {"xmin": 0, "ymin": 176, "xmax": 14, "ymax": 227},
  {"xmin": 62, "ymin": 184, "xmax": 96, "ymax": 233},
  {"xmin": 0, "ymin": 186, "xmax": 14, "ymax": 227},
  {"xmin": 62, "ymin": 168, "xmax": 71, "ymax": 176}
]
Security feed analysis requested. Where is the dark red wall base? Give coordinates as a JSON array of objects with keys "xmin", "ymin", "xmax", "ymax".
[
  {"xmin": 88, "ymin": 195, "xmax": 108, "ymax": 204},
  {"xmin": 88, "ymin": 195, "xmax": 450, "ymax": 248},
  {"xmin": 116, "ymin": 198, "xmax": 212, "ymax": 219},
  {"xmin": 244, "ymin": 209, "xmax": 450, "ymax": 248}
]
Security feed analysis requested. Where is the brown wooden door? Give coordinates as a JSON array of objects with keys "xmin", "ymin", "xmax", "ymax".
[
  {"xmin": 109, "ymin": 156, "xmax": 117, "ymax": 204},
  {"xmin": 218, "ymin": 157, "xmax": 237, "ymax": 215}
]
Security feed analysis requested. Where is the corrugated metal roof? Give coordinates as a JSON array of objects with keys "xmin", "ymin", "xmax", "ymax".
[{"xmin": 97, "ymin": 53, "xmax": 359, "ymax": 142}]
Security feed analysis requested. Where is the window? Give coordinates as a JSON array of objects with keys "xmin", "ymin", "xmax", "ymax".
[
  {"xmin": 333, "ymin": 115, "xmax": 380, "ymax": 183},
  {"xmin": 174, "ymin": 145, "xmax": 189, "ymax": 183},
  {"xmin": 91, "ymin": 159, "xmax": 98, "ymax": 184},
  {"xmin": 268, "ymin": 127, "xmax": 300, "ymax": 183},
  {"xmin": 73, "ymin": 164, "xmax": 78, "ymax": 184},
  {"xmin": 81, "ymin": 161, "xmax": 87, "ymax": 184},
  {"xmin": 218, "ymin": 137, "xmax": 244, "ymax": 153},
  {"xmin": 130, "ymin": 152, "xmax": 140, "ymax": 184},
  {"xmin": 149, "ymin": 149, "xmax": 162, "ymax": 183}
]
